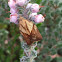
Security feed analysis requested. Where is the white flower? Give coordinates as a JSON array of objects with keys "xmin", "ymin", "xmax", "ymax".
[
  {"xmin": 10, "ymin": 13, "xmax": 18, "ymax": 24},
  {"xmin": 29, "ymin": 13, "xmax": 37, "ymax": 20},
  {"xmin": 16, "ymin": 0, "xmax": 27, "ymax": 6},
  {"xmin": 30, "ymin": 3, "xmax": 40, "ymax": 13},
  {"xmin": 8, "ymin": 0, "xmax": 16, "ymax": 8},
  {"xmin": 26, "ymin": 3, "xmax": 32, "ymax": 9},
  {"xmin": 10, "ymin": 8, "xmax": 18, "ymax": 14},
  {"xmin": 34, "ymin": 14, "xmax": 45, "ymax": 23}
]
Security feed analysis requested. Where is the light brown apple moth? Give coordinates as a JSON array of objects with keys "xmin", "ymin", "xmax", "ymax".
[{"xmin": 19, "ymin": 16, "xmax": 42, "ymax": 45}]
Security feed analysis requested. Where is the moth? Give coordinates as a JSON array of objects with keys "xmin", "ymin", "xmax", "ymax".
[{"xmin": 19, "ymin": 16, "xmax": 42, "ymax": 45}]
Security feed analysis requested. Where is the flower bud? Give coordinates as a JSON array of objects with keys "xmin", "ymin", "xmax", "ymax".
[
  {"xmin": 8, "ymin": 0, "xmax": 16, "ymax": 8},
  {"xmin": 30, "ymin": 3, "xmax": 40, "ymax": 13},
  {"xmin": 34, "ymin": 14, "xmax": 45, "ymax": 23},
  {"xmin": 10, "ymin": 8, "xmax": 18, "ymax": 14},
  {"xmin": 26, "ymin": 3, "xmax": 32, "ymax": 9},
  {"xmin": 16, "ymin": 0, "xmax": 27, "ymax": 6},
  {"xmin": 10, "ymin": 13, "xmax": 18, "ymax": 24},
  {"xmin": 29, "ymin": 13, "xmax": 37, "ymax": 20}
]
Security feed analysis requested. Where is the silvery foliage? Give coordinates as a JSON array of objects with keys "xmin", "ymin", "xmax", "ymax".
[{"xmin": 20, "ymin": 41, "xmax": 37, "ymax": 62}]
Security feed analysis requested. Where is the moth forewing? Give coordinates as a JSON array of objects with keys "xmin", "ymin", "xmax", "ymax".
[
  {"xmin": 19, "ymin": 16, "xmax": 42, "ymax": 45},
  {"xmin": 31, "ymin": 24, "xmax": 42, "ymax": 41},
  {"xmin": 26, "ymin": 20, "xmax": 33, "ymax": 33},
  {"xmin": 19, "ymin": 17, "xmax": 30, "ymax": 35},
  {"xmin": 20, "ymin": 31, "xmax": 32, "ymax": 45}
]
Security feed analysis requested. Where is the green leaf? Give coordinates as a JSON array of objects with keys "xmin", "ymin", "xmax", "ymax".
[
  {"xmin": 57, "ymin": 57, "xmax": 62, "ymax": 62},
  {"xmin": 36, "ymin": 23, "xmax": 43, "ymax": 27}
]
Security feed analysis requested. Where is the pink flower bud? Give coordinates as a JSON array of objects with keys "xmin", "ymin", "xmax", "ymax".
[
  {"xmin": 10, "ymin": 13, "xmax": 18, "ymax": 24},
  {"xmin": 29, "ymin": 13, "xmax": 37, "ymax": 20},
  {"xmin": 26, "ymin": 3, "xmax": 32, "ymax": 9},
  {"xmin": 30, "ymin": 3, "xmax": 40, "ymax": 13},
  {"xmin": 8, "ymin": 0, "xmax": 16, "ymax": 8},
  {"xmin": 16, "ymin": 0, "xmax": 27, "ymax": 6},
  {"xmin": 10, "ymin": 8, "xmax": 18, "ymax": 14},
  {"xmin": 34, "ymin": 14, "xmax": 45, "ymax": 23}
]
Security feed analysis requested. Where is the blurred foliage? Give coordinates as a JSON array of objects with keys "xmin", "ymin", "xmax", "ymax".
[{"xmin": 0, "ymin": 0, "xmax": 62, "ymax": 62}]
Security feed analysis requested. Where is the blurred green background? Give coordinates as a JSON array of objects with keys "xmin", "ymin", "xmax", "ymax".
[{"xmin": 0, "ymin": 0, "xmax": 62, "ymax": 62}]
